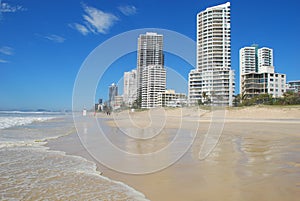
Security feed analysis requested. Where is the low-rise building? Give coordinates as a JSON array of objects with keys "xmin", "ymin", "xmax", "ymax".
[
  {"xmin": 286, "ymin": 80, "xmax": 300, "ymax": 93},
  {"xmin": 241, "ymin": 70, "xmax": 286, "ymax": 98},
  {"xmin": 157, "ymin": 89, "xmax": 187, "ymax": 107}
]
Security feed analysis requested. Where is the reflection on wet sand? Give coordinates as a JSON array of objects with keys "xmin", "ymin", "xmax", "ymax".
[{"xmin": 65, "ymin": 107, "xmax": 300, "ymax": 201}]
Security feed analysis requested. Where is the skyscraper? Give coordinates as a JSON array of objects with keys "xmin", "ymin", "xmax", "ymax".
[
  {"xmin": 108, "ymin": 83, "xmax": 118, "ymax": 106},
  {"xmin": 137, "ymin": 32, "xmax": 166, "ymax": 108},
  {"xmin": 123, "ymin": 69, "xmax": 137, "ymax": 106},
  {"xmin": 189, "ymin": 2, "xmax": 235, "ymax": 106}
]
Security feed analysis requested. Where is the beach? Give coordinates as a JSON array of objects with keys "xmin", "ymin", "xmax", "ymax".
[
  {"xmin": 0, "ymin": 112, "xmax": 149, "ymax": 200},
  {"xmin": 46, "ymin": 106, "xmax": 300, "ymax": 201}
]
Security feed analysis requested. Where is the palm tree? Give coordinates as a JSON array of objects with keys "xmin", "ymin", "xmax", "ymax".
[{"xmin": 202, "ymin": 92, "xmax": 208, "ymax": 104}]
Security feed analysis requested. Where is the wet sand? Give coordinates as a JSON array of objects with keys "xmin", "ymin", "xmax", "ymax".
[{"xmin": 47, "ymin": 106, "xmax": 300, "ymax": 201}]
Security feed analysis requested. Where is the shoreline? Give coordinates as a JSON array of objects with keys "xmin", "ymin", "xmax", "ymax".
[{"xmin": 46, "ymin": 106, "xmax": 300, "ymax": 201}]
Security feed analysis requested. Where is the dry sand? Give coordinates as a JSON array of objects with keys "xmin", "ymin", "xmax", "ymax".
[{"xmin": 47, "ymin": 105, "xmax": 300, "ymax": 201}]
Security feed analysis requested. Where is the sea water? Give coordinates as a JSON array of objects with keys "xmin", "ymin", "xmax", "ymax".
[{"xmin": 0, "ymin": 111, "xmax": 149, "ymax": 200}]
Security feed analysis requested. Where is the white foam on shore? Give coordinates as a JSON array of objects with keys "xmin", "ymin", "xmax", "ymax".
[
  {"xmin": 0, "ymin": 116, "xmax": 56, "ymax": 130},
  {"xmin": 0, "ymin": 145, "xmax": 150, "ymax": 201}
]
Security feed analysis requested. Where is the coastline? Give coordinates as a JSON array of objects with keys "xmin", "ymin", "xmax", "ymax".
[{"xmin": 46, "ymin": 106, "xmax": 300, "ymax": 201}]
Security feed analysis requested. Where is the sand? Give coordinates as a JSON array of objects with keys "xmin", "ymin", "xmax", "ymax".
[{"xmin": 47, "ymin": 105, "xmax": 300, "ymax": 201}]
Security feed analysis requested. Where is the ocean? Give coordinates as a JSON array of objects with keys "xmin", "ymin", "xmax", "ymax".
[{"xmin": 0, "ymin": 111, "xmax": 149, "ymax": 201}]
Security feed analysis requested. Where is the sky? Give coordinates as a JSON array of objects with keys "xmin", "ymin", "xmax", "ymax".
[{"xmin": 0, "ymin": 0, "xmax": 299, "ymax": 110}]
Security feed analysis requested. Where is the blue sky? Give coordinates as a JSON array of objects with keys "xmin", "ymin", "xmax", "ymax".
[{"xmin": 0, "ymin": 0, "xmax": 299, "ymax": 110}]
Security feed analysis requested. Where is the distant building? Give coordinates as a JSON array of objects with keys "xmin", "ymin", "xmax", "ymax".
[
  {"xmin": 258, "ymin": 47, "xmax": 273, "ymax": 73},
  {"xmin": 239, "ymin": 45, "xmax": 258, "ymax": 91},
  {"xmin": 141, "ymin": 65, "xmax": 166, "ymax": 108},
  {"xmin": 287, "ymin": 80, "xmax": 300, "ymax": 93},
  {"xmin": 157, "ymin": 89, "xmax": 187, "ymax": 107},
  {"xmin": 112, "ymin": 95, "xmax": 123, "ymax": 110},
  {"xmin": 241, "ymin": 68, "xmax": 286, "ymax": 98},
  {"xmin": 240, "ymin": 46, "xmax": 257, "ymax": 74},
  {"xmin": 188, "ymin": 2, "xmax": 235, "ymax": 106},
  {"xmin": 108, "ymin": 83, "xmax": 118, "ymax": 106},
  {"xmin": 240, "ymin": 46, "xmax": 286, "ymax": 98},
  {"xmin": 123, "ymin": 69, "xmax": 137, "ymax": 106}
]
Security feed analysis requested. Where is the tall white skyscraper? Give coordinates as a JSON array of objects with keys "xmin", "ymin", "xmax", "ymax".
[
  {"xmin": 189, "ymin": 2, "xmax": 235, "ymax": 106},
  {"xmin": 137, "ymin": 32, "xmax": 165, "ymax": 108},
  {"xmin": 123, "ymin": 69, "xmax": 137, "ymax": 106}
]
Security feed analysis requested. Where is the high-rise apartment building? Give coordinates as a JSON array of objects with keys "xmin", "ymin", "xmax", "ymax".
[
  {"xmin": 108, "ymin": 83, "xmax": 118, "ymax": 106},
  {"xmin": 189, "ymin": 2, "xmax": 235, "ymax": 106},
  {"xmin": 258, "ymin": 47, "xmax": 273, "ymax": 73},
  {"xmin": 239, "ymin": 45, "xmax": 258, "ymax": 91},
  {"xmin": 123, "ymin": 69, "xmax": 137, "ymax": 106},
  {"xmin": 240, "ymin": 46, "xmax": 257, "ymax": 74},
  {"xmin": 137, "ymin": 32, "xmax": 166, "ymax": 108},
  {"xmin": 141, "ymin": 65, "xmax": 166, "ymax": 108}
]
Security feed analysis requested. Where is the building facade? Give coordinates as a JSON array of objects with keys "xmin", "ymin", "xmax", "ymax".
[
  {"xmin": 287, "ymin": 80, "xmax": 300, "ymax": 93},
  {"xmin": 188, "ymin": 2, "xmax": 235, "ymax": 106},
  {"xmin": 123, "ymin": 69, "xmax": 137, "ymax": 106},
  {"xmin": 141, "ymin": 65, "xmax": 166, "ymax": 108},
  {"xmin": 157, "ymin": 89, "xmax": 187, "ymax": 107},
  {"xmin": 240, "ymin": 46, "xmax": 257, "ymax": 74},
  {"xmin": 241, "ymin": 70, "xmax": 286, "ymax": 99},
  {"xmin": 239, "ymin": 46, "xmax": 257, "ymax": 91}
]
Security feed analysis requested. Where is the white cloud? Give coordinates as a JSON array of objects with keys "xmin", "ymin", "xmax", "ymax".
[
  {"xmin": 0, "ymin": 1, "xmax": 26, "ymax": 13},
  {"xmin": 69, "ymin": 23, "xmax": 89, "ymax": 36},
  {"xmin": 0, "ymin": 46, "xmax": 14, "ymax": 55},
  {"xmin": 44, "ymin": 34, "xmax": 65, "ymax": 43},
  {"xmin": 0, "ymin": 59, "xmax": 9, "ymax": 63},
  {"xmin": 118, "ymin": 5, "xmax": 137, "ymax": 16},
  {"xmin": 71, "ymin": 4, "xmax": 118, "ymax": 35}
]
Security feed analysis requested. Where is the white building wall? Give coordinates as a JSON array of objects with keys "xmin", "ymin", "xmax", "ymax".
[
  {"xmin": 141, "ymin": 65, "xmax": 166, "ymax": 108},
  {"xmin": 267, "ymin": 73, "xmax": 286, "ymax": 98}
]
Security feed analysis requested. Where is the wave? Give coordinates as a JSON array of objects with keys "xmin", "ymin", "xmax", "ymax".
[
  {"xmin": 0, "ymin": 116, "xmax": 56, "ymax": 130},
  {"xmin": 0, "ymin": 142, "xmax": 149, "ymax": 200},
  {"xmin": 0, "ymin": 110, "xmax": 68, "ymax": 115}
]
